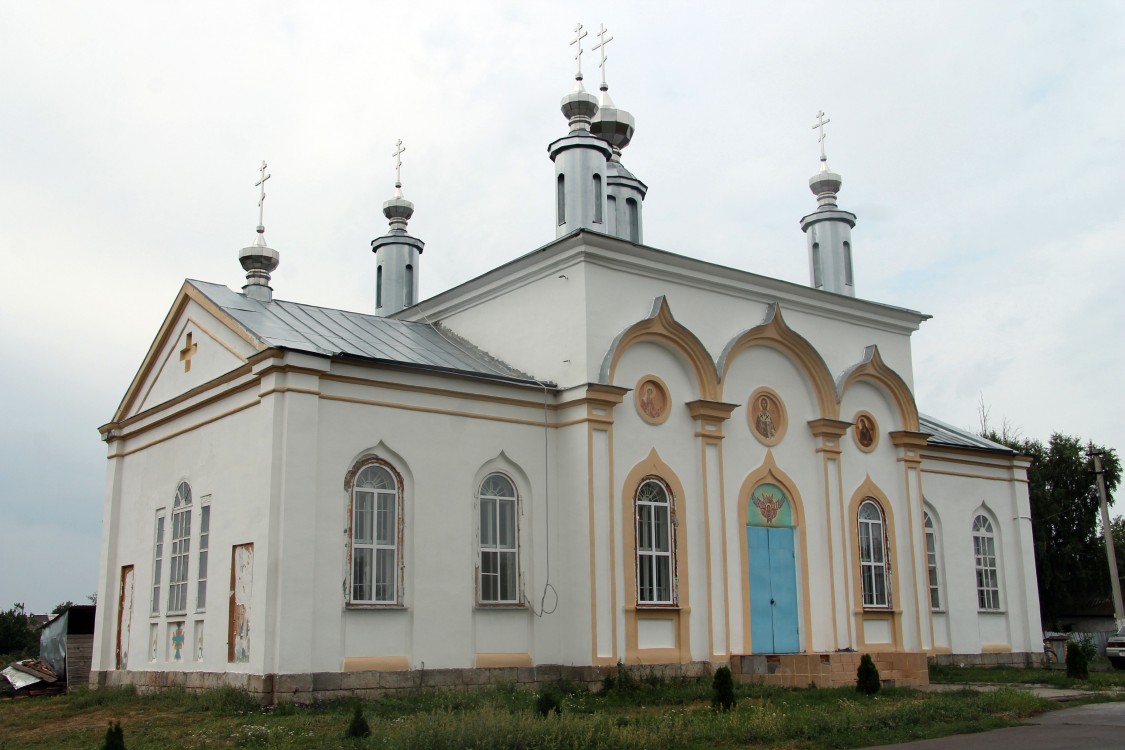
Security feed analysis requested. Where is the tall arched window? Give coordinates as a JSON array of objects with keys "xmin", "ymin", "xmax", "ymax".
[
  {"xmin": 557, "ymin": 174, "xmax": 566, "ymax": 225},
  {"xmin": 858, "ymin": 499, "xmax": 889, "ymax": 608},
  {"xmin": 404, "ymin": 264, "xmax": 414, "ymax": 308},
  {"xmin": 626, "ymin": 198, "xmax": 639, "ymax": 242},
  {"xmin": 973, "ymin": 515, "xmax": 1000, "ymax": 611},
  {"xmin": 350, "ymin": 463, "xmax": 401, "ymax": 604},
  {"xmin": 636, "ymin": 478, "xmax": 675, "ymax": 604},
  {"xmin": 924, "ymin": 511, "xmax": 941, "ymax": 610},
  {"xmin": 478, "ymin": 474, "xmax": 518, "ymax": 604},
  {"xmin": 593, "ymin": 174, "xmax": 603, "ymax": 223},
  {"xmin": 812, "ymin": 243, "xmax": 823, "ymax": 288},
  {"xmin": 843, "ymin": 241, "xmax": 854, "ymax": 286},
  {"xmin": 167, "ymin": 481, "xmax": 192, "ymax": 614},
  {"xmin": 376, "ymin": 265, "xmax": 383, "ymax": 309}
]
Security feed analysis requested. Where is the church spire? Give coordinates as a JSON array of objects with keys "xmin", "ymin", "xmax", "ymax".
[
  {"xmin": 800, "ymin": 112, "xmax": 857, "ymax": 297},
  {"xmin": 589, "ymin": 24, "xmax": 646, "ymax": 244},
  {"xmin": 371, "ymin": 139, "xmax": 424, "ymax": 316},
  {"xmin": 239, "ymin": 161, "xmax": 281, "ymax": 302},
  {"xmin": 549, "ymin": 23, "xmax": 612, "ymax": 238}
]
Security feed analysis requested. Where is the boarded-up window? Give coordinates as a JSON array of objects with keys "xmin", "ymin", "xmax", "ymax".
[{"xmin": 228, "ymin": 543, "xmax": 253, "ymax": 663}]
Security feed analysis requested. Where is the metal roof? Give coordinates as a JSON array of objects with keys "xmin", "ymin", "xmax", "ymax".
[
  {"xmin": 189, "ymin": 280, "xmax": 542, "ymax": 386},
  {"xmin": 918, "ymin": 413, "xmax": 1014, "ymax": 453}
]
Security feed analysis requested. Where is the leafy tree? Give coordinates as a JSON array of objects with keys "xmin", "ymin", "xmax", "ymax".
[
  {"xmin": 984, "ymin": 431, "xmax": 1120, "ymax": 629},
  {"xmin": 52, "ymin": 601, "xmax": 76, "ymax": 615},
  {"xmin": 0, "ymin": 603, "xmax": 39, "ymax": 659}
]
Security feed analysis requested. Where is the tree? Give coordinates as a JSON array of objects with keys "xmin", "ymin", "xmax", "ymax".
[
  {"xmin": 984, "ymin": 431, "xmax": 1120, "ymax": 629},
  {"xmin": 0, "ymin": 603, "xmax": 39, "ymax": 659},
  {"xmin": 52, "ymin": 601, "xmax": 76, "ymax": 615}
]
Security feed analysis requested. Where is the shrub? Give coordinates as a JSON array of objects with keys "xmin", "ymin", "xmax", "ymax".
[
  {"xmin": 535, "ymin": 688, "xmax": 563, "ymax": 717},
  {"xmin": 712, "ymin": 666, "xmax": 736, "ymax": 711},
  {"xmin": 345, "ymin": 704, "xmax": 371, "ymax": 738},
  {"xmin": 856, "ymin": 653, "xmax": 881, "ymax": 695},
  {"xmin": 102, "ymin": 721, "xmax": 125, "ymax": 750},
  {"xmin": 1066, "ymin": 638, "xmax": 1090, "ymax": 679}
]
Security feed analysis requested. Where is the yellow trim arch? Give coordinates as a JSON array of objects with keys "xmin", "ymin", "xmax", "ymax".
[
  {"xmin": 836, "ymin": 345, "xmax": 920, "ymax": 432},
  {"xmin": 600, "ymin": 296, "xmax": 719, "ymax": 401},
  {"xmin": 718, "ymin": 304, "xmax": 838, "ymax": 420}
]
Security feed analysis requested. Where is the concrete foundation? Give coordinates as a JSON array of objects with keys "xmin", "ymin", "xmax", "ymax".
[{"xmin": 730, "ymin": 651, "xmax": 930, "ymax": 689}]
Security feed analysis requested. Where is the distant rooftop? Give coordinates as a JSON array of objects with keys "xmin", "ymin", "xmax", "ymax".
[{"xmin": 919, "ymin": 413, "xmax": 1014, "ymax": 453}]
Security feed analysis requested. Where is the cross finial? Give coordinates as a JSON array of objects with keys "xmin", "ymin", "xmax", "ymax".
[
  {"xmin": 254, "ymin": 161, "xmax": 271, "ymax": 231},
  {"xmin": 570, "ymin": 23, "xmax": 588, "ymax": 80},
  {"xmin": 592, "ymin": 23, "xmax": 613, "ymax": 90},
  {"xmin": 392, "ymin": 139, "xmax": 406, "ymax": 190},
  {"xmin": 812, "ymin": 111, "xmax": 831, "ymax": 170}
]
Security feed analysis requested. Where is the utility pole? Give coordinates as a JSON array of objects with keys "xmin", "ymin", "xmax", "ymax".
[{"xmin": 1094, "ymin": 452, "xmax": 1124, "ymax": 629}]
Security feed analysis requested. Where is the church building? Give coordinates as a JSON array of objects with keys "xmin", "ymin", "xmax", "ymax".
[{"xmin": 91, "ymin": 27, "xmax": 1042, "ymax": 700}]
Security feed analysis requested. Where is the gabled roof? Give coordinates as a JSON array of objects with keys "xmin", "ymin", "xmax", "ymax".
[
  {"xmin": 189, "ymin": 280, "xmax": 539, "ymax": 385},
  {"xmin": 918, "ymin": 413, "xmax": 1014, "ymax": 453}
]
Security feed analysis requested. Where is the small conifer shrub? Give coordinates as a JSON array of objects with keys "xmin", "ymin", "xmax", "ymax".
[
  {"xmin": 856, "ymin": 653, "xmax": 881, "ymax": 695},
  {"xmin": 711, "ymin": 665, "xmax": 736, "ymax": 712},
  {"xmin": 535, "ymin": 688, "xmax": 563, "ymax": 717},
  {"xmin": 346, "ymin": 704, "xmax": 371, "ymax": 738},
  {"xmin": 102, "ymin": 721, "xmax": 125, "ymax": 750},
  {"xmin": 1066, "ymin": 638, "xmax": 1090, "ymax": 679}
]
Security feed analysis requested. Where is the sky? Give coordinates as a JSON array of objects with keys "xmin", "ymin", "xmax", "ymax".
[{"xmin": 1, "ymin": 1, "xmax": 1122, "ymax": 613}]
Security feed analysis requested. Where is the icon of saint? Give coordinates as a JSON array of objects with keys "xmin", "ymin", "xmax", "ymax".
[{"xmin": 754, "ymin": 395, "xmax": 776, "ymax": 439}]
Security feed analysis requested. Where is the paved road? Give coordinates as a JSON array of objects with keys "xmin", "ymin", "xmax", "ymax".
[{"xmin": 865, "ymin": 701, "xmax": 1125, "ymax": 749}]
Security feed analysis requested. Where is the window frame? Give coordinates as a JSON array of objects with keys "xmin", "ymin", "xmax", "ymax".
[
  {"xmin": 150, "ymin": 510, "xmax": 167, "ymax": 617},
  {"xmin": 166, "ymin": 482, "xmax": 193, "ymax": 615},
  {"xmin": 476, "ymin": 473, "xmax": 521, "ymax": 606},
  {"xmin": 635, "ymin": 477, "xmax": 676, "ymax": 607},
  {"xmin": 923, "ymin": 510, "xmax": 942, "ymax": 611},
  {"xmin": 346, "ymin": 459, "xmax": 404, "ymax": 607},
  {"xmin": 195, "ymin": 496, "xmax": 211, "ymax": 613},
  {"xmin": 972, "ymin": 514, "xmax": 1001, "ymax": 611},
  {"xmin": 858, "ymin": 498, "xmax": 890, "ymax": 609}
]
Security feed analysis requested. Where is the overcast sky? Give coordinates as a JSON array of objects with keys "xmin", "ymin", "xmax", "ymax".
[{"xmin": 1, "ymin": 1, "xmax": 1122, "ymax": 613}]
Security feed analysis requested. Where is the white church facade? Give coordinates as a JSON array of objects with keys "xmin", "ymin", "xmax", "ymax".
[{"xmin": 91, "ymin": 31, "xmax": 1042, "ymax": 700}]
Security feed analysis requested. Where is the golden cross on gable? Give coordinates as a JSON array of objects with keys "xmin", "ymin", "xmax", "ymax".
[{"xmin": 179, "ymin": 332, "xmax": 198, "ymax": 372}]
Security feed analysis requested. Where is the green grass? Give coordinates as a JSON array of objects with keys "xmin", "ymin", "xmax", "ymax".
[
  {"xmin": 0, "ymin": 679, "xmax": 1059, "ymax": 749},
  {"xmin": 930, "ymin": 663, "xmax": 1125, "ymax": 690}
]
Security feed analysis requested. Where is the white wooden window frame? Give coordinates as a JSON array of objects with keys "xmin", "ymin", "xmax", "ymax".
[
  {"xmin": 858, "ymin": 499, "xmax": 890, "ymax": 608},
  {"xmin": 635, "ymin": 478, "xmax": 675, "ymax": 606},
  {"xmin": 477, "ymin": 473, "xmax": 520, "ymax": 604},
  {"xmin": 348, "ymin": 462, "xmax": 402, "ymax": 605},
  {"xmin": 195, "ymin": 496, "xmax": 211, "ymax": 613},
  {"xmin": 973, "ymin": 514, "xmax": 1001, "ymax": 611},
  {"xmin": 150, "ymin": 510, "xmax": 166, "ymax": 616},
  {"xmin": 924, "ymin": 511, "xmax": 942, "ymax": 611},
  {"xmin": 167, "ymin": 482, "xmax": 192, "ymax": 615}
]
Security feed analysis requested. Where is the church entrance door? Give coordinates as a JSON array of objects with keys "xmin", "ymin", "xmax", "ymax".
[{"xmin": 748, "ymin": 525, "xmax": 800, "ymax": 653}]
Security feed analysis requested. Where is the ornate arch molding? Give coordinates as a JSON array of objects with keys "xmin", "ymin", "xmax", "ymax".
[
  {"xmin": 736, "ymin": 450, "xmax": 806, "ymax": 529},
  {"xmin": 846, "ymin": 475, "xmax": 905, "ymax": 650},
  {"xmin": 717, "ymin": 303, "xmax": 838, "ymax": 419},
  {"xmin": 599, "ymin": 296, "xmax": 719, "ymax": 401},
  {"xmin": 836, "ymin": 345, "xmax": 920, "ymax": 432}
]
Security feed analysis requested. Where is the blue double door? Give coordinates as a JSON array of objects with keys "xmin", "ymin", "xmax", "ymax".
[{"xmin": 748, "ymin": 525, "xmax": 800, "ymax": 653}]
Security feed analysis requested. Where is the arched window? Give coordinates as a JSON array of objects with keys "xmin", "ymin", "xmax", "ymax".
[
  {"xmin": 557, "ymin": 174, "xmax": 566, "ymax": 225},
  {"xmin": 843, "ymin": 241, "xmax": 854, "ymax": 286},
  {"xmin": 636, "ymin": 478, "xmax": 675, "ymax": 604},
  {"xmin": 858, "ymin": 499, "xmax": 889, "ymax": 608},
  {"xmin": 167, "ymin": 481, "xmax": 192, "ymax": 614},
  {"xmin": 404, "ymin": 264, "xmax": 414, "ymax": 307},
  {"xmin": 593, "ymin": 174, "xmax": 603, "ymax": 223},
  {"xmin": 812, "ymin": 243, "xmax": 823, "ymax": 288},
  {"xmin": 350, "ymin": 463, "xmax": 401, "ymax": 604},
  {"xmin": 376, "ymin": 265, "xmax": 383, "ymax": 309},
  {"xmin": 973, "ymin": 515, "xmax": 1000, "ymax": 611},
  {"xmin": 626, "ymin": 198, "xmax": 639, "ymax": 242},
  {"xmin": 478, "ymin": 474, "xmax": 519, "ymax": 603},
  {"xmin": 924, "ymin": 511, "xmax": 941, "ymax": 610}
]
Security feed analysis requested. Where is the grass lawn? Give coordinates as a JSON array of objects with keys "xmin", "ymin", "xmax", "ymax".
[
  {"xmin": 930, "ymin": 663, "xmax": 1125, "ymax": 690},
  {"xmin": 0, "ymin": 677, "xmax": 1060, "ymax": 750}
]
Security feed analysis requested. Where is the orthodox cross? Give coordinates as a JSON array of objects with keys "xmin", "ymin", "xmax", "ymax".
[
  {"xmin": 255, "ymin": 160, "xmax": 271, "ymax": 228},
  {"xmin": 570, "ymin": 22, "xmax": 587, "ymax": 79},
  {"xmin": 392, "ymin": 139, "xmax": 405, "ymax": 188},
  {"xmin": 592, "ymin": 23, "xmax": 613, "ymax": 89},
  {"xmin": 179, "ymin": 332, "xmax": 198, "ymax": 373},
  {"xmin": 812, "ymin": 111, "xmax": 831, "ymax": 163}
]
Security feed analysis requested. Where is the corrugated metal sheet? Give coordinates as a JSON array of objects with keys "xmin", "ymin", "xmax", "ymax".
[
  {"xmin": 190, "ymin": 281, "xmax": 540, "ymax": 385},
  {"xmin": 919, "ymin": 413, "xmax": 1014, "ymax": 453}
]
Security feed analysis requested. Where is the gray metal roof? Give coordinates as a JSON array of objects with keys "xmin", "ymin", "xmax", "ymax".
[
  {"xmin": 919, "ymin": 413, "xmax": 1014, "ymax": 453},
  {"xmin": 189, "ymin": 280, "xmax": 542, "ymax": 386}
]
